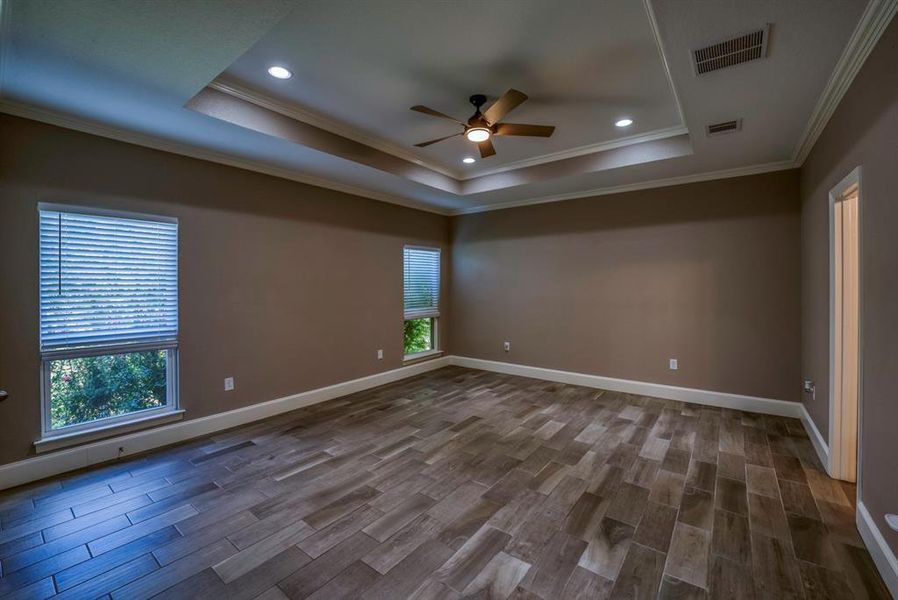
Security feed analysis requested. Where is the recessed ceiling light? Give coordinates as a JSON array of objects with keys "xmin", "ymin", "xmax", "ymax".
[
  {"xmin": 267, "ymin": 66, "xmax": 292, "ymax": 79},
  {"xmin": 462, "ymin": 157, "xmax": 476, "ymax": 164},
  {"xmin": 465, "ymin": 127, "xmax": 491, "ymax": 143},
  {"xmin": 615, "ymin": 118, "xmax": 634, "ymax": 128}
]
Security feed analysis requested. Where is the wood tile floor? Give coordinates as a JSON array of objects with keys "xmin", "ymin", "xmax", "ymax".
[{"xmin": 0, "ymin": 367, "xmax": 890, "ymax": 599}]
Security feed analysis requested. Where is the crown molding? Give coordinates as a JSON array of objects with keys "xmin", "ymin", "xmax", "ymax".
[
  {"xmin": 211, "ymin": 81, "xmax": 690, "ymax": 185},
  {"xmin": 210, "ymin": 79, "xmax": 460, "ymax": 180},
  {"xmin": 204, "ymin": 2, "xmax": 697, "ymax": 198},
  {"xmin": 3, "ymin": 98, "xmax": 800, "ymax": 219},
  {"xmin": 792, "ymin": 0, "xmax": 898, "ymax": 165},
  {"xmin": 452, "ymin": 159, "xmax": 797, "ymax": 215},
  {"xmin": 459, "ymin": 125, "xmax": 689, "ymax": 180},
  {"xmin": 0, "ymin": 100, "xmax": 452, "ymax": 216},
  {"xmin": 2, "ymin": 0, "xmax": 891, "ymax": 221},
  {"xmin": 643, "ymin": 0, "xmax": 688, "ymax": 129},
  {"xmin": 455, "ymin": 1, "xmax": 689, "ymax": 181}
]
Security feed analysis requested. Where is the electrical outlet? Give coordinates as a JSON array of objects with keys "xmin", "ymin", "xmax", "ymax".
[
  {"xmin": 503, "ymin": 341, "xmax": 511, "ymax": 352},
  {"xmin": 802, "ymin": 380, "xmax": 816, "ymax": 400},
  {"xmin": 669, "ymin": 358, "xmax": 678, "ymax": 370},
  {"xmin": 377, "ymin": 349, "xmax": 384, "ymax": 360},
  {"xmin": 224, "ymin": 377, "xmax": 235, "ymax": 391}
]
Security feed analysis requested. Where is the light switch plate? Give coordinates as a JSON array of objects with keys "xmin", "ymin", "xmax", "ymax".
[
  {"xmin": 377, "ymin": 349, "xmax": 383, "ymax": 360},
  {"xmin": 669, "ymin": 358, "xmax": 678, "ymax": 370},
  {"xmin": 224, "ymin": 377, "xmax": 234, "ymax": 391}
]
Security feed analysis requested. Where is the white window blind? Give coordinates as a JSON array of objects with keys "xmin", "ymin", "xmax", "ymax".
[
  {"xmin": 403, "ymin": 246, "xmax": 440, "ymax": 319},
  {"xmin": 39, "ymin": 208, "xmax": 178, "ymax": 352}
]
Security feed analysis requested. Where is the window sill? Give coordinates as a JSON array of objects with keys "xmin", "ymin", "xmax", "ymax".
[
  {"xmin": 403, "ymin": 349, "xmax": 444, "ymax": 365},
  {"xmin": 34, "ymin": 409, "xmax": 186, "ymax": 454}
]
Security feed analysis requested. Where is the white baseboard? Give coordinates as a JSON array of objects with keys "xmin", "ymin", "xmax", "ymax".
[
  {"xmin": 450, "ymin": 357, "xmax": 898, "ymax": 593},
  {"xmin": 857, "ymin": 501, "xmax": 898, "ymax": 598},
  {"xmin": 449, "ymin": 356, "xmax": 802, "ymax": 418},
  {"xmin": 799, "ymin": 403, "xmax": 832, "ymax": 474},
  {"xmin": 6, "ymin": 352, "xmax": 892, "ymax": 593},
  {"xmin": 0, "ymin": 356, "xmax": 451, "ymax": 491},
  {"xmin": 0, "ymin": 355, "xmax": 817, "ymax": 491}
]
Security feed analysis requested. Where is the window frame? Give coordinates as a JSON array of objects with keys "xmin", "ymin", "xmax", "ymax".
[
  {"xmin": 403, "ymin": 317, "xmax": 439, "ymax": 361},
  {"xmin": 37, "ymin": 203, "xmax": 180, "ymax": 440},
  {"xmin": 402, "ymin": 244, "xmax": 441, "ymax": 361}
]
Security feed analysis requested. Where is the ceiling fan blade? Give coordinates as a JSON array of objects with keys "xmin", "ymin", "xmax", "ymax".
[
  {"xmin": 414, "ymin": 132, "xmax": 462, "ymax": 147},
  {"xmin": 482, "ymin": 89, "xmax": 528, "ymax": 125},
  {"xmin": 410, "ymin": 105, "xmax": 465, "ymax": 125},
  {"xmin": 494, "ymin": 123, "xmax": 555, "ymax": 137},
  {"xmin": 478, "ymin": 138, "xmax": 496, "ymax": 158}
]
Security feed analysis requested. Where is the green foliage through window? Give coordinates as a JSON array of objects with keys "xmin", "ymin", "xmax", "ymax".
[
  {"xmin": 49, "ymin": 350, "xmax": 168, "ymax": 429},
  {"xmin": 404, "ymin": 318, "xmax": 433, "ymax": 355}
]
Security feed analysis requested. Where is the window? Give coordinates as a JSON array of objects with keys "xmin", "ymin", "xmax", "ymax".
[
  {"xmin": 39, "ymin": 205, "xmax": 179, "ymax": 436},
  {"xmin": 403, "ymin": 245, "xmax": 440, "ymax": 358}
]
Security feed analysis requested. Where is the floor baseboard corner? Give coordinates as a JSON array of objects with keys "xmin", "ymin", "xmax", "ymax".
[
  {"xmin": 448, "ymin": 355, "xmax": 802, "ymax": 418},
  {"xmin": 0, "ymin": 356, "xmax": 451, "ymax": 492},
  {"xmin": 799, "ymin": 403, "xmax": 831, "ymax": 474},
  {"xmin": 857, "ymin": 500, "xmax": 898, "ymax": 598}
]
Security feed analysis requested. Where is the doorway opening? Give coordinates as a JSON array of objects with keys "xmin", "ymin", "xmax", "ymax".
[{"xmin": 829, "ymin": 167, "xmax": 861, "ymax": 483}]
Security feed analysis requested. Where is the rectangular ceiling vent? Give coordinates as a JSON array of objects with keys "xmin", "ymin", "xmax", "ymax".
[
  {"xmin": 706, "ymin": 119, "xmax": 742, "ymax": 136},
  {"xmin": 693, "ymin": 25, "xmax": 770, "ymax": 75}
]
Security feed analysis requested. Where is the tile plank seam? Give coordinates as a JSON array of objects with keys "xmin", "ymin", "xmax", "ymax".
[{"xmin": 0, "ymin": 367, "xmax": 889, "ymax": 600}]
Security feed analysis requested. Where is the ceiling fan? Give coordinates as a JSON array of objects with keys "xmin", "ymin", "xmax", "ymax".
[{"xmin": 411, "ymin": 89, "xmax": 555, "ymax": 158}]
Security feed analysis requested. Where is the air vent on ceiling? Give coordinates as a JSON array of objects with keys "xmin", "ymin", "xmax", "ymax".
[
  {"xmin": 693, "ymin": 25, "xmax": 770, "ymax": 75},
  {"xmin": 707, "ymin": 119, "xmax": 742, "ymax": 136}
]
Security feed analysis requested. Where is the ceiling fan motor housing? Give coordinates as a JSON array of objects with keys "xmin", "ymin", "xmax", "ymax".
[
  {"xmin": 411, "ymin": 89, "xmax": 553, "ymax": 157},
  {"xmin": 467, "ymin": 94, "xmax": 490, "ymax": 129}
]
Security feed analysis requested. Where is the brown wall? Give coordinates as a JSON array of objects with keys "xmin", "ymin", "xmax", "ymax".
[
  {"xmin": 0, "ymin": 114, "xmax": 450, "ymax": 466},
  {"xmin": 5, "ymin": 19, "xmax": 896, "ymax": 556},
  {"xmin": 449, "ymin": 170, "xmax": 802, "ymax": 403},
  {"xmin": 800, "ymin": 16, "xmax": 898, "ymax": 554}
]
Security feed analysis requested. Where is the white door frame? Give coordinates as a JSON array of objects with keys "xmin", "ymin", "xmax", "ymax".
[{"xmin": 828, "ymin": 166, "xmax": 863, "ymax": 483}]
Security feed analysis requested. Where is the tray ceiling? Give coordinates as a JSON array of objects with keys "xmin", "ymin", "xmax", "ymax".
[
  {"xmin": 0, "ymin": 0, "xmax": 878, "ymax": 214},
  {"xmin": 218, "ymin": 0, "xmax": 684, "ymax": 178}
]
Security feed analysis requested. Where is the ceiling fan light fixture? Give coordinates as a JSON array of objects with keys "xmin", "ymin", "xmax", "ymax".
[
  {"xmin": 411, "ymin": 90, "xmax": 553, "ymax": 156},
  {"xmin": 465, "ymin": 127, "xmax": 491, "ymax": 143},
  {"xmin": 267, "ymin": 65, "xmax": 292, "ymax": 79},
  {"xmin": 615, "ymin": 118, "xmax": 634, "ymax": 128}
]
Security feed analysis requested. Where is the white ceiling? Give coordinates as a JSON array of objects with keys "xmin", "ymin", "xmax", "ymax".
[
  {"xmin": 221, "ymin": 0, "xmax": 683, "ymax": 177},
  {"xmin": 0, "ymin": 0, "xmax": 875, "ymax": 214}
]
